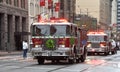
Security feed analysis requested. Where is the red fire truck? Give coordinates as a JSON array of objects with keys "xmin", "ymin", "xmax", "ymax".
[
  {"xmin": 31, "ymin": 19, "xmax": 87, "ymax": 64},
  {"xmin": 87, "ymin": 30, "xmax": 116, "ymax": 55}
]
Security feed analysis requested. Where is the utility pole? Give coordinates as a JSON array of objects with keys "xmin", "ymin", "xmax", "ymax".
[
  {"xmin": 86, "ymin": 8, "xmax": 89, "ymax": 16},
  {"xmin": 79, "ymin": 8, "xmax": 81, "ymax": 27},
  {"xmin": 51, "ymin": 0, "xmax": 54, "ymax": 18}
]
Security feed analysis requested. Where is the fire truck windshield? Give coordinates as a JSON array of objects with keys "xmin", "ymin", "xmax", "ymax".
[
  {"xmin": 32, "ymin": 25, "xmax": 71, "ymax": 36},
  {"xmin": 88, "ymin": 36, "xmax": 104, "ymax": 42}
]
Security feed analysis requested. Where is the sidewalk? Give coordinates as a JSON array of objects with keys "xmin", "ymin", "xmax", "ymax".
[
  {"xmin": 0, "ymin": 51, "xmax": 23, "ymax": 56},
  {"xmin": 0, "ymin": 51, "xmax": 33, "ymax": 61}
]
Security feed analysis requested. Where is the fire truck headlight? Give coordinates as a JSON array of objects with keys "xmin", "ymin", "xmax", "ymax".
[
  {"xmin": 87, "ymin": 44, "xmax": 91, "ymax": 48},
  {"xmin": 101, "ymin": 46, "xmax": 105, "ymax": 47},
  {"xmin": 100, "ymin": 44, "xmax": 105, "ymax": 47},
  {"xmin": 35, "ymin": 45, "xmax": 41, "ymax": 48},
  {"xmin": 59, "ymin": 45, "xmax": 65, "ymax": 48}
]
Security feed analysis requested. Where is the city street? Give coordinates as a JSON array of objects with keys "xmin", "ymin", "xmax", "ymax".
[
  {"xmin": 0, "ymin": 0, "xmax": 119, "ymax": 72},
  {"xmin": 0, "ymin": 51, "xmax": 120, "ymax": 72}
]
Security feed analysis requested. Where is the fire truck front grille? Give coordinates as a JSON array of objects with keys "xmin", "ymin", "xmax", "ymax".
[
  {"xmin": 91, "ymin": 43, "xmax": 100, "ymax": 48},
  {"xmin": 43, "ymin": 38, "xmax": 57, "ymax": 50}
]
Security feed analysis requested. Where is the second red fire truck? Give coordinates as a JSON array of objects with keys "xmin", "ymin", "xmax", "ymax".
[{"xmin": 87, "ymin": 30, "xmax": 117, "ymax": 55}]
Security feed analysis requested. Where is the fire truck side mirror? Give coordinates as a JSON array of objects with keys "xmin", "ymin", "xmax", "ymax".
[
  {"xmin": 78, "ymin": 28, "xmax": 81, "ymax": 31},
  {"xmin": 104, "ymin": 36, "xmax": 107, "ymax": 41}
]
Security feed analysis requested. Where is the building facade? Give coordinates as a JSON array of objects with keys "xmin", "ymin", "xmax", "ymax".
[
  {"xmin": 59, "ymin": 0, "xmax": 76, "ymax": 23},
  {"xmin": 99, "ymin": 0, "xmax": 113, "ymax": 30},
  {"xmin": 75, "ymin": 0, "xmax": 99, "ymax": 30},
  {"xmin": 117, "ymin": 0, "xmax": 120, "ymax": 31},
  {"xmin": 75, "ymin": 0, "xmax": 113, "ymax": 30},
  {"xmin": 111, "ymin": 0, "xmax": 117, "ymax": 32},
  {"xmin": 0, "ymin": 0, "xmax": 28, "ymax": 51},
  {"xmin": 75, "ymin": 0, "xmax": 100, "ymax": 24},
  {"xmin": 28, "ymin": 0, "xmax": 40, "ymax": 46},
  {"xmin": 29, "ymin": 0, "xmax": 40, "ymax": 26}
]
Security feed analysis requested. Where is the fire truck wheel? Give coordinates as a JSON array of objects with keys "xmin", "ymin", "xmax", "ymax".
[
  {"xmin": 104, "ymin": 52, "xmax": 108, "ymax": 56},
  {"xmin": 52, "ymin": 60, "xmax": 59, "ymax": 63},
  {"xmin": 52, "ymin": 60, "xmax": 55, "ymax": 63},
  {"xmin": 76, "ymin": 58, "xmax": 80, "ymax": 63},
  {"xmin": 37, "ymin": 58, "xmax": 44, "ymax": 64},
  {"xmin": 80, "ymin": 55, "xmax": 85, "ymax": 62},
  {"xmin": 115, "ymin": 48, "xmax": 117, "ymax": 54},
  {"xmin": 68, "ymin": 59, "xmax": 74, "ymax": 64},
  {"xmin": 112, "ymin": 50, "xmax": 116, "ymax": 54},
  {"xmin": 80, "ymin": 49, "xmax": 87, "ymax": 62},
  {"xmin": 115, "ymin": 50, "xmax": 117, "ymax": 54}
]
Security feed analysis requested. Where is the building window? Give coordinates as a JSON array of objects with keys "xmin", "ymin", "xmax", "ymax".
[
  {"xmin": 118, "ymin": 17, "xmax": 120, "ymax": 19},
  {"xmin": 67, "ymin": 0, "xmax": 70, "ymax": 11},
  {"xmin": 6, "ymin": 0, "xmax": 12, "ymax": 5},
  {"xmin": 21, "ymin": 0, "xmax": 25, "ymax": 8},
  {"xmin": 60, "ymin": 0, "xmax": 64, "ymax": 10},
  {"xmin": 118, "ymin": 13, "xmax": 120, "ymax": 16},
  {"xmin": 14, "ymin": 0, "xmax": 19, "ymax": 7},
  {"xmin": 30, "ymin": 3, "xmax": 34, "ymax": 16},
  {"xmin": 0, "ymin": 0, "xmax": 3, "ymax": 3},
  {"xmin": 118, "ymin": 2, "xmax": 120, "ymax": 5},
  {"xmin": 118, "ymin": 6, "xmax": 120, "ymax": 9},
  {"xmin": 118, "ymin": 10, "xmax": 120, "ymax": 12},
  {"xmin": 117, "ymin": 24, "xmax": 120, "ymax": 26},
  {"xmin": 35, "ymin": 4, "xmax": 39, "ymax": 15}
]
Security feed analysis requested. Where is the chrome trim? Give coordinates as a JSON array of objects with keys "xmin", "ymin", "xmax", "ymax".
[{"xmin": 31, "ymin": 47, "xmax": 71, "ymax": 56}]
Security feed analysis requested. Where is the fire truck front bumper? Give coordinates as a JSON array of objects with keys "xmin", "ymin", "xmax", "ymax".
[
  {"xmin": 87, "ymin": 48, "xmax": 107, "ymax": 53},
  {"xmin": 31, "ymin": 48, "xmax": 72, "ymax": 57}
]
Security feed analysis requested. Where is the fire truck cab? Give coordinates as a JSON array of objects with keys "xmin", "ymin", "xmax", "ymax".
[
  {"xmin": 31, "ymin": 19, "xmax": 87, "ymax": 64},
  {"xmin": 87, "ymin": 31, "xmax": 111, "ymax": 55}
]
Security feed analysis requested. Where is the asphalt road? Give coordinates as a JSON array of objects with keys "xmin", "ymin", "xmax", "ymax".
[{"xmin": 0, "ymin": 51, "xmax": 120, "ymax": 72}]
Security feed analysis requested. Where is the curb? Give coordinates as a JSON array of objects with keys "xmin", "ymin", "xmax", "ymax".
[{"xmin": 0, "ymin": 51, "xmax": 23, "ymax": 56}]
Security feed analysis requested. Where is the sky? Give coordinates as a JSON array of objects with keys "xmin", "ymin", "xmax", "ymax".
[{"xmin": 76, "ymin": 0, "xmax": 100, "ymax": 20}]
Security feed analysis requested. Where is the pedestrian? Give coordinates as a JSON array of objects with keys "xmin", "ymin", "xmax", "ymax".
[
  {"xmin": 22, "ymin": 40, "xmax": 28, "ymax": 59},
  {"xmin": 111, "ymin": 39, "xmax": 116, "ymax": 48},
  {"xmin": 111, "ymin": 39, "xmax": 117, "ymax": 54},
  {"xmin": 116, "ymin": 41, "xmax": 120, "ymax": 50}
]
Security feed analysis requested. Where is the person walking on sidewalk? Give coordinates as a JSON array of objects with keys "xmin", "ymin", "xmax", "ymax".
[
  {"xmin": 111, "ymin": 39, "xmax": 117, "ymax": 54},
  {"xmin": 22, "ymin": 40, "xmax": 28, "ymax": 59}
]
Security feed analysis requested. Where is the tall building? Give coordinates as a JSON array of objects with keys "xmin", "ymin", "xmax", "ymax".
[
  {"xmin": 28, "ymin": 0, "xmax": 41, "ymax": 46},
  {"xmin": 0, "ymin": 0, "xmax": 29, "ymax": 51},
  {"xmin": 28, "ymin": 0, "xmax": 40, "ymax": 26},
  {"xmin": 59, "ymin": 0, "xmax": 76, "ymax": 23},
  {"xmin": 75, "ymin": 0, "xmax": 100, "ymax": 30},
  {"xmin": 75, "ymin": 0, "xmax": 100, "ymax": 23},
  {"xmin": 76, "ymin": 0, "xmax": 113, "ymax": 30},
  {"xmin": 111, "ymin": 0, "xmax": 117, "ymax": 32},
  {"xmin": 117, "ymin": 0, "xmax": 120, "ymax": 31},
  {"xmin": 99, "ymin": 0, "xmax": 113, "ymax": 30}
]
